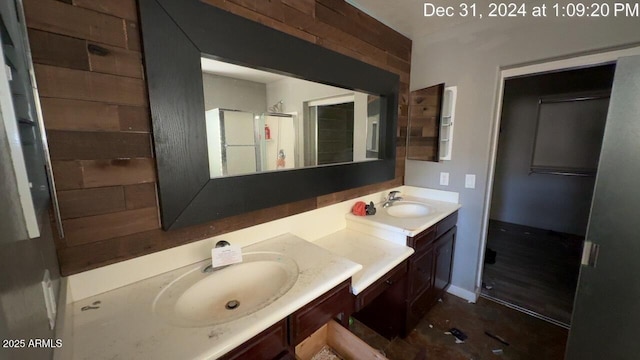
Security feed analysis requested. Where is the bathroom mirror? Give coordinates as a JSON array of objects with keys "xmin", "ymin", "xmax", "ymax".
[
  {"xmin": 201, "ymin": 58, "xmax": 381, "ymax": 178},
  {"xmin": 139, "ymin": 0, "xmax": 399, "ymax": 230}
]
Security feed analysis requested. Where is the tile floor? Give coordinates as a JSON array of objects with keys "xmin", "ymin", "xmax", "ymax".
[{"xmin": 351, "ymin": 294, "xmax": 568, "ymax": 360}]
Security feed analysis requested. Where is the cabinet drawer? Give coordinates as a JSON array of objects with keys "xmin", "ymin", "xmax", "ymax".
[
  {"xmin": 296, "ymin": 320, "xmax": 388, "ymax": 360},
  {"xmin": 409, "ymin": 245, "xmax": 434, "ymax": 297},
  {"xmin": 289, "ymin": 280, "xmax": 352, "ymax": 345},
  {"xmin": 220, "ymin": 319, "xmax": 288, "ymax": 360},
  {"xmin": 407, "ymin": 225, "xmax": 435, "ymax": 252},
  {"xmin": 354, "ymin": 261, "xmax": 407, "ymax": 311},
  {"xmin": 436, "ymin": 211, "xmax": 458, "ymax": 238}
]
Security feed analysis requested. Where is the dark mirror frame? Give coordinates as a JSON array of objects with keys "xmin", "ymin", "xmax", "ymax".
[{"xmin": 139, "ymin": 0, "xmax": 399, "ymax": 230}]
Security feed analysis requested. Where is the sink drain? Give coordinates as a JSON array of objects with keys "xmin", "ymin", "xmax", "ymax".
[{"xmin": 225, "ymin": 300, "xmax": 240, "ymax": 310}]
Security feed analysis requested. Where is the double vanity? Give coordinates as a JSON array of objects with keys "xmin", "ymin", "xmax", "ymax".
[{"xmin": 69, "ymin": 188, "xmax": 460, "ymax": 359}]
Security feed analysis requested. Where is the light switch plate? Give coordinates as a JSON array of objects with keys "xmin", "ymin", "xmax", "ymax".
[
  {"xmin": 440, "ymin": 172, "xmax": 450, "ymax": 186},
  {"xmin": 465, "ymin": 174, "xmax": 476, "ymax": 189}
]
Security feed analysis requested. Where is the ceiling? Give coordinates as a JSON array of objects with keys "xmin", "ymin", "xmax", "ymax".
[
  {"xmin": 347, "ymin": 0, "xmax": 522, "ymax": 40},
  {"xmin": 346, "ymin": 0, "xmax": 479, "ymax": 39},
  {"xmin": 200, "ymin": 57, "xmax": 286, "ymax": 84}
]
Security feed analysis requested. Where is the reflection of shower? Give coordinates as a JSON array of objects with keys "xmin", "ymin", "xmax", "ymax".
[{"xmin": 262, "ymin": 113, "xmax": 296, "ymax": 171}]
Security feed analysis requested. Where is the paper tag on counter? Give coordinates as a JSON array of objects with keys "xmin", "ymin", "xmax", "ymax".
[{"xmin": 211, "ymin": 245, "xmax": 243, "ymax": 268}]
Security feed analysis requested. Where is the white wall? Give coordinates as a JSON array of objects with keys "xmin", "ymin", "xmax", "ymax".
[
  {"xmin": 406, "ymin": 15, "xmax": 640, "ymax": 293},
  {"xmin": 202, "ymin": 73, "xmax": 267, "ymax": 114}
]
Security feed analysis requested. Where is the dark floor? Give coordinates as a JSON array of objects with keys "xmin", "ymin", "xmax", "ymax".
[
  {"xmin": 481, "ymin": 220, "xmax": 583, "ymax": 325},
  {"xmin": 351, "ymin": 293, "xmax": 568, "ymax": 360}
]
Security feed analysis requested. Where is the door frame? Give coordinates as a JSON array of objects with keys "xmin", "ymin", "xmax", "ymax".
[{"xmin": 475, "ymin": 45, "xmax": 640, "ymax": 290}]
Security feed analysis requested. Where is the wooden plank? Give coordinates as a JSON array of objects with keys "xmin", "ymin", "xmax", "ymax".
[
  {"xmin": 73, "ymin": 0, "xmax": 138, "ymax": 21},
  {"xmin": 56, "ymin": 198, "xmax": 317, "ymax": 275},
  {"xmin": 295, "ymin": 323, "xmax": 328, "ymax": 360},
  {"xmin": 27, "ymin": 29, "xmax": 89, "ymax": 70},
  {"xmin": 282, "ymin": 5, "xmax": 389, "ymax": 68},
  {"xmin": 228, "ymin": 0, "xmax": 286, "ymax": 22},
  {"xmin": 88, "ymin": 42, "xmax": 144, "ymax": 78},
  {"xmin": 387, "ymin": 53, "xmax": 410, "ymax": 74},
  {"xmin": 40, "ymin": 98, "xmax": 120, "ymax": 131},
  {"xmin": 124, "ymin": 20, "xmax": 141, "ymax": 52},
  {"xmin": 202, "ymin": 0, "xmax": 317, "ymax": 44},
  {"xmin": 81, "ymin": 158, "xmax": 156, "ymax": 188},
  {"xmin": 53, "ymin": 159, "xmax": 156, "ymax": 190},
  {"xmin": 326, "ymin": 320, "xmax": 389, "ymax": 360},
  {"xmin": 118, "ymin": 106, "xmax": 151, "ymax": 132},
  {"xmin": 63, "ymin": 207, "xmax": 160, "ymax": 246},
  {"xmin": 34, "ymin": 64, "xmax": 147, "ymax": 106},
  {"xmin": 52, "ymin": 160, "xmax": 84, "ymax": 190},
  {"xmin": 315, "ymin": 3, "xmax": 410, "ymax": 62},
  {"xmin": 47, "ymin": 130, "xmax": 152, "ymax": 160},
  {"xmin": 124, "ymin": 183, "xmax": 157, "ymax": 210},
  {"xmin": 282, "ymin": 0, "xmax": 315, "ymax": 16},
  {"xmin": 24, "ymin": 0, "xmax": 126, "ymax": 48},
  {"xmin": 57, "ymin": 186, "xmax": 125, "ymax": 219}
]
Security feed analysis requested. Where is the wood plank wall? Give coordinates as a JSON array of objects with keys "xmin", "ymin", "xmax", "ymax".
[{"xmin": 23, "ymin": 0, "xmax": 411, "ymax": 275}]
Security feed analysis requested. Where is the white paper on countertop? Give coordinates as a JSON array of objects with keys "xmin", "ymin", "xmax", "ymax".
[{"xmin": 212, "ymin": 245, "xmax": 243, "ymax": 267}]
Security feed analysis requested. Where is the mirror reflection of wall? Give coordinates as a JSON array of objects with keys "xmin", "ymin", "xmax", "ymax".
[{"xmin": 201, "ymin": 57, "xmax": 381, "ymax": 179}]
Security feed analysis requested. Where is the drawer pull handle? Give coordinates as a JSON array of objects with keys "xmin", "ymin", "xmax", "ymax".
[
  {"xmin": 385, "ymin": 279, "xmax": 394, "ymax": 285},
  {"xmin": 88, "ymin": 44, "xmax": 110, "ymax": 56}
]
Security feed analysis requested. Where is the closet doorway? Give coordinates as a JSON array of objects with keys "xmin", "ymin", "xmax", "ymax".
[{"xmin": 481, "ymin": 64, "xmax": 615, "ymax": 327}]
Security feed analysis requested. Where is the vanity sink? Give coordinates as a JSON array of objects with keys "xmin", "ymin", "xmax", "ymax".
[
  {"xmin": 153, "ymin": 252, "xmax": 299, "ymax": 327},
  {"xmin": 386, "ymin": 202, "xmax": 433, "ymax": 218}
]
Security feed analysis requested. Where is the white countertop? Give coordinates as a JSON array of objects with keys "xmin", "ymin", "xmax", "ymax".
[
  {"xmin": 313, "ymin": 229, "xmax": 414, "ymax": 295},
  {"xmin": 346, "ymin": 196, "xmax": 461, "ymax": 241},
  {"xmin": 71, "ymin": 234, "xmax": 362, "ymax": 360}
]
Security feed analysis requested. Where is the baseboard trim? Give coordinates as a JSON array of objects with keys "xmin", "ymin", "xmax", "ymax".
[{"xmin": 446, "ymin": 285, "xmax": 478, "ymax": 303}]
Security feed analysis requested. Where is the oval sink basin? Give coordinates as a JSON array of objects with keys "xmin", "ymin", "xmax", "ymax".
[
  {"xmin": 153, "ymin": 252, "xmax": 298, "ymax": 327},
  {"xmin": 386, "ymin": 202, "xmax": 433, "ymax": 218}
]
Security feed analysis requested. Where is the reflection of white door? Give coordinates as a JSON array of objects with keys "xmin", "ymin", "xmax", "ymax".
[
  {"xmin": 222, "ymin": 111, "xmax": 257, "ymax": 176},
  {"xmin": 205, "ymin": 109, "xmax": 258, "ymax": 177}
]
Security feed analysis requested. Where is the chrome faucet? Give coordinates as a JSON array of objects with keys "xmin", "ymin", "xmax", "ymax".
[{"xmin": 382, "ymin": 191, "xmax": 403, "ymax": 208}]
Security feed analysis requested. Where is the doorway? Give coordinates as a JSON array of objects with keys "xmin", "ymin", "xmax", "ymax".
[{"xmin": 480, "ymin": 64, "xmax": 615, "ymax": 327}]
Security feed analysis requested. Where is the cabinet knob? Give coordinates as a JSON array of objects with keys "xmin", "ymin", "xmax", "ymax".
[{"xmin": 385, "ymin": 279, "xmax": 394, "ymax": 286}]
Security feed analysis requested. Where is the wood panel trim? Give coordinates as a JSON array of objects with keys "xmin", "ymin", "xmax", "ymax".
[
  {"xmin": 34, "ymin": 64, "xmax": 147, "ymax": 106},
  {"xmin": 24, "ymin": 0, "xmax": 128, "ymax": 48},
  {"xmin": 52, "ymin": 158, "xmax": 156, "ymax": 190},
  {"xmin": 57, "ymin": 186, "xmax": 126, "ymax": 219},
  {"xmin": 47, "ymin": 131, "xmax": 152, "ymax": 160},
  {"xmin": 63, "ymin": 207, "xmax": 160, "ymax": 246}
]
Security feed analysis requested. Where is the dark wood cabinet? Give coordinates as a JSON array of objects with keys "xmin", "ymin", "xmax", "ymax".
[
  {"xmin": 355, "ymin": 211, "xmax": 458, "ymax": 339},
  {"xmin": 289, "ymin": 279, "xmax": 353, "ymax": 345},
  {"xmin": 354, "ymin": 260, "xmax": 408, "ymax": 312},
  {"xmin": 221, "ymin": 280, "xmax": 353, "ymax": 360},
  {"xmin": 433, "ymin": 227, "xmax": 456, "ymax": 297},
  {"xmin": 220, "ymin": 319, "xmax": 289, "ymax": 360}
]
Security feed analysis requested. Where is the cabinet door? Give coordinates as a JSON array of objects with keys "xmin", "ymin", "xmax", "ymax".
[
  {"xmin": 433, "ymin": 227, "xmax": 456, "ymax": 297},
  {"xmin": 409, "ymin": 246, "xmax": 434, "ymax": 298},
  {"xmin": 219, "ymin": 319, "xmax": 288, "ymax": 360},
  {"xmin": 289, "ymin": 280, "xmax": 352, "ymax": 345}
]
